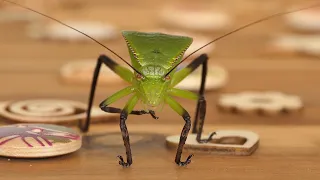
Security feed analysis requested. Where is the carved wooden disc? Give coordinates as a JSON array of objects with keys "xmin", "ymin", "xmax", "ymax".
[
  {"xmin": 0, "ymin": 99, "xmax": 117, "ymax": 124},
  {"xmin": 160, "ymin": 2, "xmax": 231, "ymax": 31},
  {"xmin": 60, "ymin": 60, "xmax": 126, "ymax": 85},
  {"xmin": 166, "ymin": 130, "xmax": 259, "ymax": 155},
  {"xmin": 27, "ymin": 20, "xmax": 117, "ymax": 41},
  {"xmin": 268, "ymin": 34, "xmax": 320, "ymax": 57},
  {"xmin": 0, "ymin": 124, "xmax": 82, "ymax": 158},
  {"xmin": 284, "ymin": 8, "xmax": 320, "ymax": 32}
]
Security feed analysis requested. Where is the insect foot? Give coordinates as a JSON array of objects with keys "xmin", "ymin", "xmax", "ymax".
[
  {"xmin": 177, "ymin": 154, "xmax": 194, "ymax": 166},
  {"xmin": 149, "ymin": 110, "xmax": 159, "ymax": 120},
  {"xmin": 117, "ymin": 155, "xmax": 132, "ymax": 168},
  {"xmin": 197, "ymin": 132, "xmax": 217, "ymax": 143}
]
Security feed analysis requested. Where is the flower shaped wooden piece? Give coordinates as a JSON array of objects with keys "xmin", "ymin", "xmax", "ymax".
[
  {"xmin": 0, "ymin": 124, "xmax": 81, "ymax": 158},
  {"xmin": 218, "ymin": 91, "xmax": 303, "ymax": 115}
]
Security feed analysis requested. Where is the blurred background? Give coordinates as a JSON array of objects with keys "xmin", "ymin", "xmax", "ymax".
[{"xmin": 0, "ymin": 0, "xmax": 319, "ymax": 127}]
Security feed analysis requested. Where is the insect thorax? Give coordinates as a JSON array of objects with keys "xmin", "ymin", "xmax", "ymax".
[{"xmin": 141, "ymin": 65, "xmax": 166, "ymax": 77}]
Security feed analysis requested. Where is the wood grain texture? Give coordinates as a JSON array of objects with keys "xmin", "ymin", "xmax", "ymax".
[{"xmin": 0, "ymin": 0, "xmax": 319, "ymax": 179}]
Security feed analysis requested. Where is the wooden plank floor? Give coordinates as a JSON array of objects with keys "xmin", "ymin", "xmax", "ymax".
[{"xmin": 0, "ymin": 0, "xmax": 320, "ymax": 179}]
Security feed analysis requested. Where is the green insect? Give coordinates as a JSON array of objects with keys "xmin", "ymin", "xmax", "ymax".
[{"xmin": 3, "ymin": 0, "xmax": 319, "ymax": 167}]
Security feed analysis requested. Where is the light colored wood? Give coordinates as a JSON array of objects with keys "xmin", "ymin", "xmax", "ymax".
[
  {"xmin": 1, "ymin": 124, "xmax": 319, "ymax": 180},
  {"xmin": 166, "ymin": 130, "xmax": 259, "ymax": 155},
  {"xmin": 0, "ymin": 0, "xmax": 319, "ymax": 179},
  {"xmin": 0, "ymin": 124, "xmax": 81, "ymax": 158},
  {"xmin": 0, "ymin": 99, "xmax": 117, "ymax": 124}
]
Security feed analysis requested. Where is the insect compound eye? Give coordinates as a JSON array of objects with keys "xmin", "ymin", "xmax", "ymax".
[
  {"xmin": 163, "ymin": 75, "xmax": 171, "ymax": 81},
  {"xmin": 136, "ymin": 73, "xmax": 144, "ymax": 81}
]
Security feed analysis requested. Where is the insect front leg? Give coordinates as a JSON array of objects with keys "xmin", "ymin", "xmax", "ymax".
[
  {"xmin": 170, "ymin": 54, "xmax": 216, "ymax": 143},
  {"xmin": 81, "ymin": 55, "xmax": 134, "ymax": 132},
  {"xmin": 117, "ymin": 94, "xmax": 140, "ymax": 167},
  {"xmin": 98, "ymin": 86, "xmax": 158, "ymax": 117},
  {"xmin": 165, "ymin": 96, "xmax": 193, "ymax": 166}
]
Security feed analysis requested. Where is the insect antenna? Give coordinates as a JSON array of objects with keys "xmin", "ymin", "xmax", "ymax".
[
  {"xmin": 164, "ymin": 3, "xmax": 320, "ymax": 77},
  {"xmin": 2, "ymin": 0, "xmax": 143, "ymax": 75}
]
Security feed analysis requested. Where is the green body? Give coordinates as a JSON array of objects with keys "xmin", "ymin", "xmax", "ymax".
[{"xmin": 102, "ymin": 31, "xmax": 199, "ymax": 114}]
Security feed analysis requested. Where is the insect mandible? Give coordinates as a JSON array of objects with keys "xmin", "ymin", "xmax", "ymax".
[{"xmin": 2, "ymin": 0, "xmax": 319, "ymax": 167}]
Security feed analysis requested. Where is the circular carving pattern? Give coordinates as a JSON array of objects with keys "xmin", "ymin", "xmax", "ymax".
[
  {"xmin": 218, "ymin": 91, "xmax": 303, "ymax": 115},
  {"xmin": 0, "ymin": 99, "xmax": 116, "ymax": 124},
  {"xmin": 0, "ymin": 123, "xmax": 82, "ymax": 158},
  {"xmin": 60, "ymin": 60, "xmax": 125, "ymax": 85}
]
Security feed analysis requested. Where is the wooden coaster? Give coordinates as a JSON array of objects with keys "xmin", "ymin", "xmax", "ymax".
[
  {"xmin": 60, "ymin": 60, "xmax": 127, "ymax": 85},
  {"xmin": 268, "ymin": 34, "xmax": 320, "ymax": 56},
  {"xmin": 0, "ymin": 99, "xmax": 117, "ymax": 124},
  {"xmin": 166, "ymin": 130, "xmax": 259, "ymax": 155},
  {"xmin": 27, "ymin": 20, "xmax": 117, "ymax": 42},
  {"xmin": 175, "ymin": 64, "xmax": 228, "ymax": 91},
  {"xmin": 218, "ymin": 91, "xmax": 303, "ymax": 115},
  {"xmin": 0, "ymin": 124, "xmax": 81, "ymax": 158},
  {"xmin": 159, "ymin": 2, "xmax": 231, "ymax": 31},
  {"xmin": 284, "ymin": 8, "xmax": 320, "ymax": 32},
  {"xmin": 0, "ymin": 0, "xmax": 45, "ymax": 22}
]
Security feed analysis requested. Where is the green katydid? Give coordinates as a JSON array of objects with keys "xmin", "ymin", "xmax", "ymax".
[{"xmin": 2, "ymin": 0, "xmax": 320, "ymax": 167}]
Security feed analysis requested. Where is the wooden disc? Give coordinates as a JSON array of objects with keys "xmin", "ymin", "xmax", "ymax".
[
  {"xmin": 0, "ymin": 99, "xmax": 117, "ymax": 124},
  {"xmin": 0, "ymin": 124, "xmax": 81, "ymax": 158},
  {"xmin": 175, "ymin": 64, "xmax": 228, "ymax": 91},
  {"xmin": 268, "ymin": 34, "xmax": 320, "ymax": 57},
  {"xmin": 159, "ymin": 2, "xmax": 231, "ymax": 31},
  {"xmin": 284, "ymin": 8, "xmax": 320, "ymax": 32},
  {"xmin": 27, "ymin": 20, "xmax": 117, "ymax": 42},
  {"xmin": 60, "ymin": 60, "xmax": 126, "ymax": 85},
  {"xmin": 166, "ymin": 130, "xmax": 259, "ymax": 155},
  {"xmin": 218, "ymin": 91, "xmax": 303, "ymax": 115}
]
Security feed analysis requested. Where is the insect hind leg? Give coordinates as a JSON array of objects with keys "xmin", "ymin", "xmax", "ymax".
[
  {"xmin": 171, "ymin": 54, "xmax": 216, "ymax": 143},
  {"xmin": 190, "ymin": 54, "xmax": 216, "ymax": 143}
]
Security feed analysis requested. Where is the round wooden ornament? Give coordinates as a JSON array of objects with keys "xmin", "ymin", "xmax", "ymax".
[
  {"xmin": 269, "ymin": 34, "xmax": 320, "ymax": 56},
  {"xmin": 159, "ymin": 2, "xmax": 231, "ymax": 32},
  {"xmin": 0, "ymin": 124, "xmax": 81, "ymax": 158},
  {"xmin": 60, "ymin": 60, "xmax": 127, "ymax": 85},
  {"xmin": 175, "ymin": 64, "xmax": 228, "ymax": 91},
  {"xmin": 284, "ymin": 8, "xmax": 320, "ymax": 32},
  {"xmin": 27, "ymin": 20, "xmax": 117, "ymax": 42},
  {"xmin": 166, "ymin": 130, "xmax": 259, "ymax": 155},
  {"xmin": 0, "ymin": 0, "xmax": 45, "ymax": 22},
  {"xmin": 218, "ymin": 91, "xmax": 303, "ymax": 115},
  {"xmin": 0, "ymin": 99, "xmax": 117, "ymax": 124}
]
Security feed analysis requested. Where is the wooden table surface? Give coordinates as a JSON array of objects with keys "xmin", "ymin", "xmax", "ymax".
[{"xmin": 0, "ymin": 0, "xmax": 319, "ymax": 179}]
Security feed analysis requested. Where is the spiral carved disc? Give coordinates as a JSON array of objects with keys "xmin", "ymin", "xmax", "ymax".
[{"xmin": 0, "ymin": 99, "xmax": 117, "ymax": 124}]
